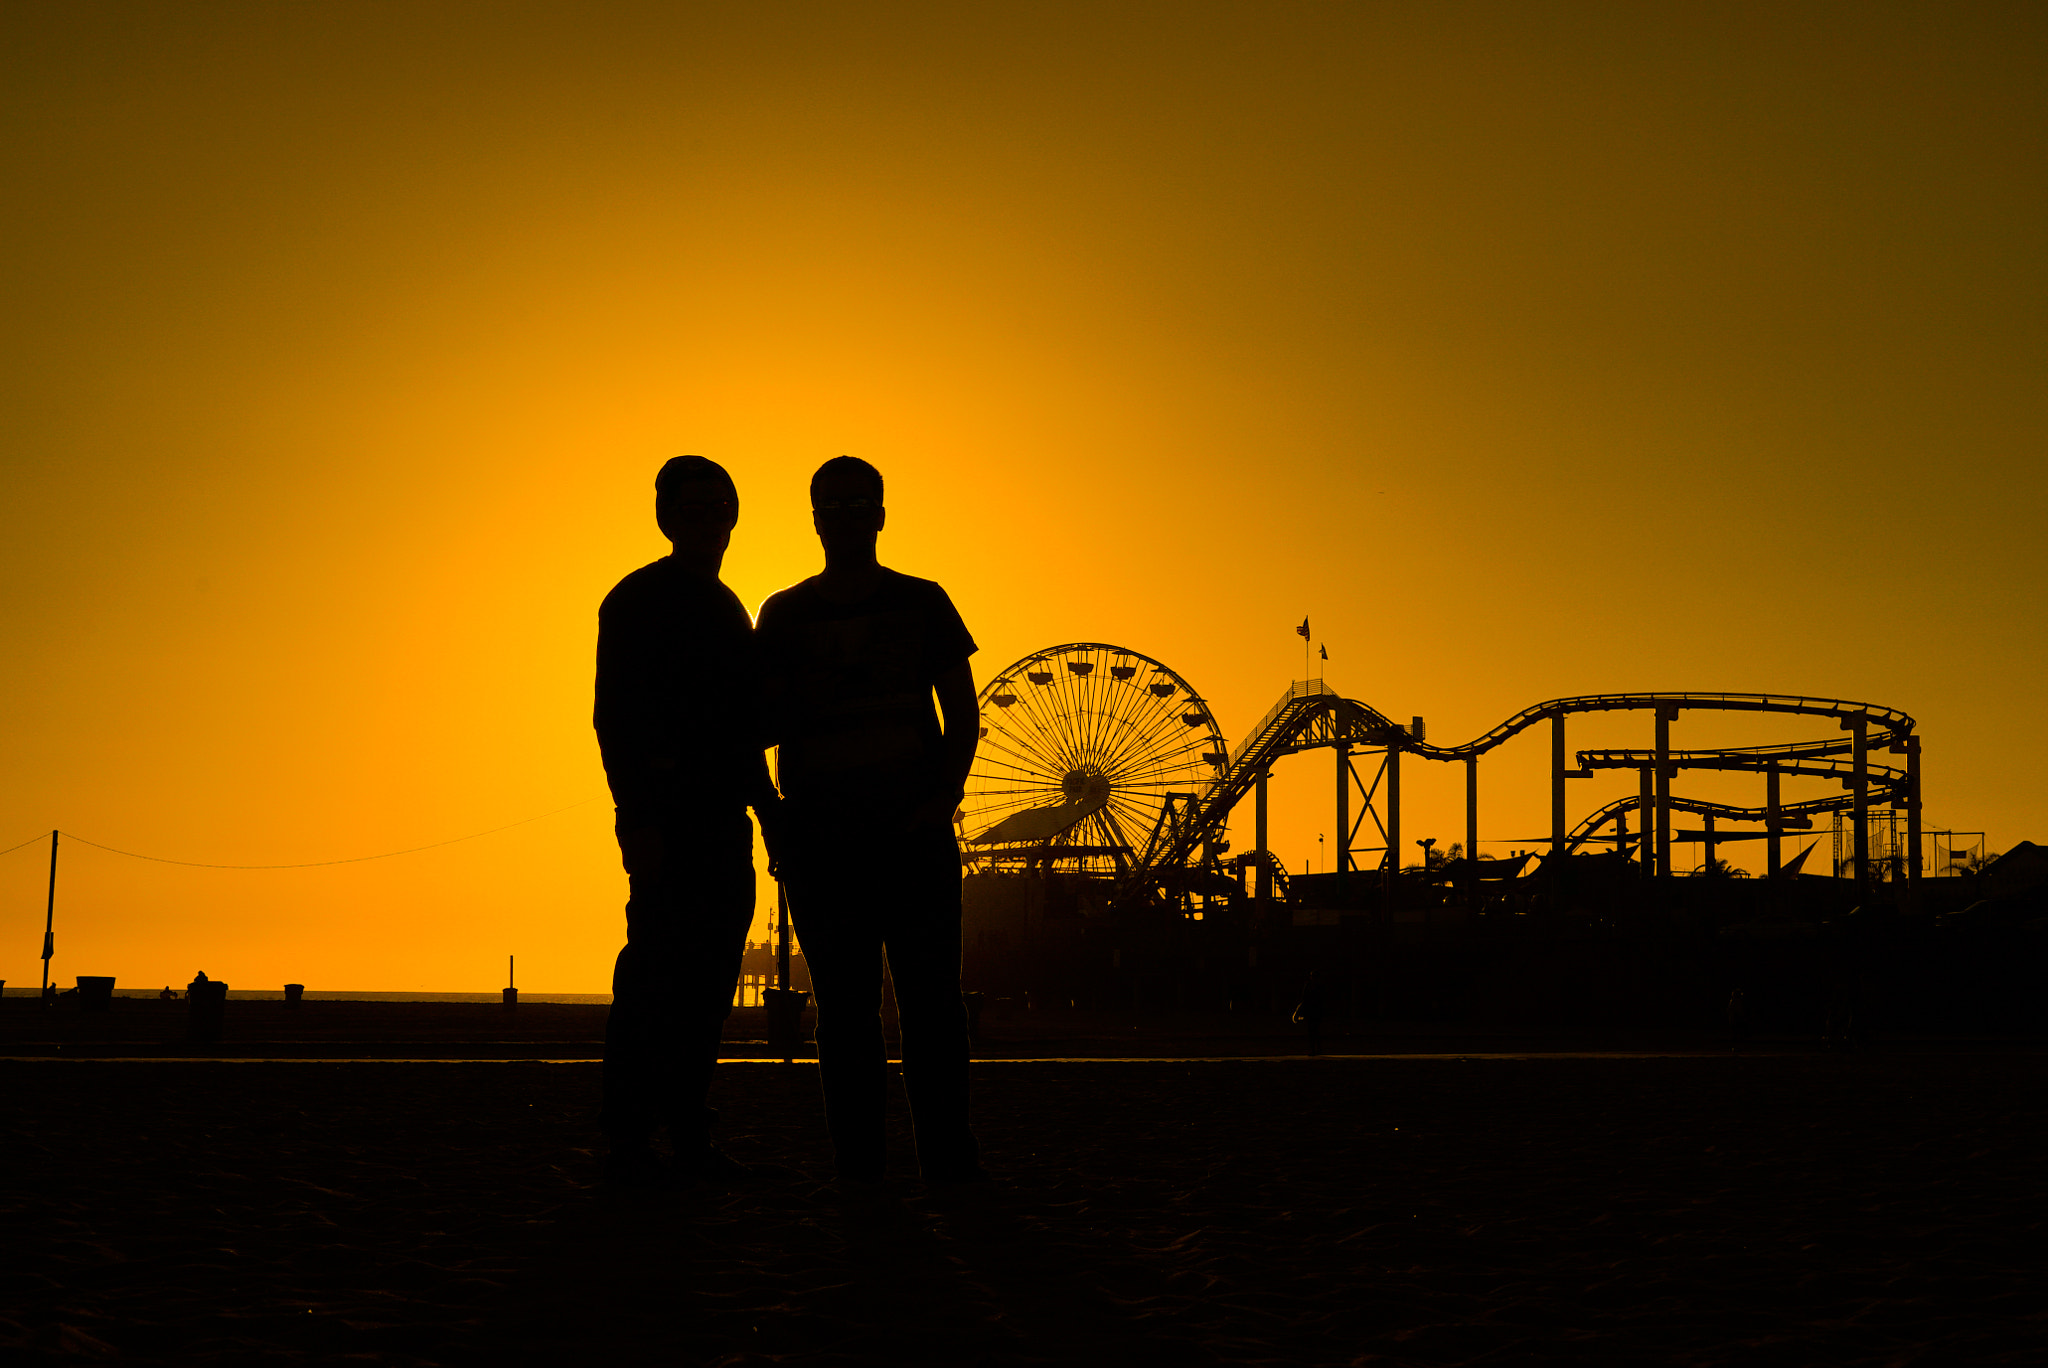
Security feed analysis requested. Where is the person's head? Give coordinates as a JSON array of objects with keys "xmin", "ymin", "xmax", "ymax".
[
  {"xmin": 655, "ymin": 455, "xmax": 738, "ymax": 568},
  {"xmin": 810, "ymin": 455, "xmax": 885, "ymax": 559}
]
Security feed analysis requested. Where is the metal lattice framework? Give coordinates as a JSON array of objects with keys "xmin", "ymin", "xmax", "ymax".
[
  {"xmin": 1117, "ymin": 684, "xmax": 1921, "ymax": 904},
  {"xmin": 962, "ymin": 643, "xmax": 1226, "ymax": 876}
]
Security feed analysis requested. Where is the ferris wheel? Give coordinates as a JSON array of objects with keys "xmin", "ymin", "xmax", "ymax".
[{"xmin": 961, "ymin": 642, "xmax": 1228, "ymax": 874}]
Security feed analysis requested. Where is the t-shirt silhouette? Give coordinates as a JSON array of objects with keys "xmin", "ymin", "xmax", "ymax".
[
  {"xmin": 756, "ymin": 569, "xmax": 974, "ymax": 827},
  {"xmin": 595, "ymin": 556, "xmax": 772, "ymax": 828}
]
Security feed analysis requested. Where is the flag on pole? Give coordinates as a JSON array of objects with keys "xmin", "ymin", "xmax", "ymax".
[
  {"xmin": 1319, "ymin": 644, "xmax": 1328, "ymax": 660},
  {"xmin": 1296, "ymin": 618, "xmax": 1310, "ymax": 639}
]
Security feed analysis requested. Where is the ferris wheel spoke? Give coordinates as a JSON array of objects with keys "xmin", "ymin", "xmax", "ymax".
[
  {"xmin": 1097, "ymin": 702, "xmax": 1206, "ymax": 780},
  {"xmin": 1105, "ymin": 721, "xmax": 1209, "ymax": 772},
  {"xmin": 977, "ymin": 728, "xmax": 1065, "ymax": 778},
  {"xmin": 965, "ymin": 778, "xmax": 1063, "ymax": 809},
  {"xmin": 984, "ymin": 696, "xmax": 1067, "ymax": 761},
  {"xmin": 1111, "ymin": 740, "xmax": 1216, "ymax": 785},
  {"xmin": 970, "ymin": 795, "xmax": 1065, "ymax": 827},
  {"xmin": 1007, "ymin": 676, "xmax": 1082, "ymax": 774},
  {"xmin": 1076, "ymin": 653, "xmax": 1123, "ymax": 771},
  {"xmin": 983, "ymin": 709, "xmax": 1073, "ymax": 776},
  {"xmin": 1057, "ymin": 659, "xmax": 1102, "ymax": 773},
  {"xmin": 1093, "ymin": 807, "xmax": 1136, "ymax": 864},
  {"xmin": 1087, "ymin": 706, "xmax": 1162, "ymax": 779},
  {"xmin": 1085, "ymin": 672, "xmax": 1149, "ymax": 773}
]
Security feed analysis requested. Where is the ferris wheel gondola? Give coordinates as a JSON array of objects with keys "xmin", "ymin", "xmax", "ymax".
[{"xmin": 961, "ymin": 642, "xmax": 1226, "ymax": 875}]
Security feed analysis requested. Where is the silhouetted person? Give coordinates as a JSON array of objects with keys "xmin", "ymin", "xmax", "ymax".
[
  {"xmin": 757, "ymin": 456, "xmax": 983, "ymax": 1188},
  {"xmin": 595, "ymin": 455, "xmax": 780, "ymax": 1188}
]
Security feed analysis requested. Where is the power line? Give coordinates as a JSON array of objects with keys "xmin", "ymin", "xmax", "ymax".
[
  {"xmin": 57, "ymin": 798, "xmax": 598, "ymax": 870},
  {"xmin": 0, "ymin": 833, "xmax": 51, "ymax": 858}
]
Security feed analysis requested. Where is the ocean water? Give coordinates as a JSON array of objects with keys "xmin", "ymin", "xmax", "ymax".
[{"xmin": 1, "ymin": 987, "xmax": 613, "ymax": 1004}]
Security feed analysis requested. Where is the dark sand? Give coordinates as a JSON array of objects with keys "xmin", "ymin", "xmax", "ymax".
[
  {"xmin": 0, "ymin": 996, "xmax": 1875, "ymax": 1059},
  {"xmin": 4, "ymin": 1051, "xmax": 2043, "ymax": 1365}
]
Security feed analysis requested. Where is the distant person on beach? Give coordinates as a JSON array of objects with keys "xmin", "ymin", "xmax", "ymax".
[
  {"xmin": 756, "ymin": 456, "xmax": 983, "ymax": 1189},
  {"xmin": 595, "ymin": 454, "xmax": 781, "ymax": 1188}
]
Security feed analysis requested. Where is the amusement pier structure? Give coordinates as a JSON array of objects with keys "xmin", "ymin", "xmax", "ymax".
[{"xmin": 959, "ymin": 642, "xmax": 1924, "ymax": 914}]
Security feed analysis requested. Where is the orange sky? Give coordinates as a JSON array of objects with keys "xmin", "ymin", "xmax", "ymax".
[{"xmin": 4, "ymin": 2, "xmax": 2044, "ymax": 993}]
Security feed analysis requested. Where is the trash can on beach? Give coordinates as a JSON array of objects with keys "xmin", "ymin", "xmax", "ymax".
[
  {"xmin": 284, "ymin": 983, "xmax": 304, "ymax": 1008},
  {"xmin": 765, "ymin": 988, "xmax": 810, "ymax": 1055},
  {"xmin": 77, "ymin": 977, "xmax": 115, "ymax": 1012},
  {"xmin": 187, "ymin": 977, "xmax": 228, "ymax": 1043}
]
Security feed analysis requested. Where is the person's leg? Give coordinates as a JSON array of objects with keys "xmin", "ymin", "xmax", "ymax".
[
  {"xmin": 665, "ymin": 820, "xmax": 757, "ymax": 1156},
  {"xmin": 785, "ymin": 844, "xmax": 889, "ymax": 1181},
  {"xmin": 883, "ymin": 824, "xmax": 980, "ymax": 1181},
  {"xmin": 601, "ymin": 868, "xmax": 674, "ymax": 1160},
  {"xmin": 602, "ymin": 816, "xmax": 754, "ymax": 1167}
]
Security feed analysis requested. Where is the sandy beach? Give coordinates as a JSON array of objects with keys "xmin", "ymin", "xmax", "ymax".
[{"xmin": 4, "ymin": 1047, "xmax": 2042, "ymax": 1365}]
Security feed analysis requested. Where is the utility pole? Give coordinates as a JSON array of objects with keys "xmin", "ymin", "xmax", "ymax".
[
  {"xmin": 777, "ymin": 881, "xmax": 792, "ymax": 992},
  {"xmin": 40, "ymin": 830, "xmax": 57, "ymax": 1002}
]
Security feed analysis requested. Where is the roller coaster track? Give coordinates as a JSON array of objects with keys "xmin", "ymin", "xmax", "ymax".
[
  {"xmin": 1575, "ymin": 745, "xmax": 1911, "ymax": 790},
  {"xmin": 1403, "ymin": 692, "xmax": 1914, "ymax": 762},
  {"xmin": 1562, "ymin": 792, "xmax": 1855, "ymax": 855},
  {"xmin": 1132, "ymin": 683, "xmax": 1396, "ymax": 884},
  {"xmin": 1119, "ymin": 686, "xmax": 1917, "ymax": 901}
]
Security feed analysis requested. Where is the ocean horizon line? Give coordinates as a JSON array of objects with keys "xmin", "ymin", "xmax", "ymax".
[{"xmin": 2, "ymin": 987, "xmax": 614, "ymax": 1004}]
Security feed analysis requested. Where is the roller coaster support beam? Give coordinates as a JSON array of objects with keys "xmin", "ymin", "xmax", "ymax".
[
  {"xmin": 1638, "ymin": 768, "xmax": 1654, "ymax": 880},
  {"xmin": 1335, "ymin": 743, "xmax": 1351, "ymax": 895},
  {"xmin": 1551, "ymin": 714, "xmax": 1566, "ymax": 864},
  {"xmin": 1847, "ymin": 714, "xmax": 1869, "ymax": 890},
  {"xmin": 1905, "ymin": 733, "xmax": 1922, "ymax": 902},
  {"xmin": 1384, "ymin": 741, "xmax": 1402, "ymax": 897},
  {"xmin": 1655, "ymin": 705, "xmax": 1677, "ymax": 878},
  {"xmin": 1254, "ymin": 768, "xmax": 1271, "ymax": 903},
  {"xmin": 1464, "ymin": 755, "xmax": 1478, "ymax": 889},
  {"xmin": 1766, "ymin": 766, "xmax": 1783, "ymax": 878}
]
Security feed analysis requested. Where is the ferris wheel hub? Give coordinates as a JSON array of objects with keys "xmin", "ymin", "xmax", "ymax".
[{"xmin": 1062, "ymin": 769, "xmax": 1111, "ymax": 804}]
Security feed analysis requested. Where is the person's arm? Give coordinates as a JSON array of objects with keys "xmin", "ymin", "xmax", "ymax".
[
  {"xmin": 747, "ymin": 599, "xmax": 789, "ymax": 872},
  {"xmin": 595, "ymin": 601, "xmax": 657, "ymax": 820},
  {"xmin": 934, "ymin": 658, "xmax": 978, "ymax": 807},
  {"xmin": 905, "ymin": 657, "xmax": 978, "ymax": 832},
  {"xmin": 746, "ymin": 745, "xmax": 785, "ymax": 876},
  {"xmin": 595, "ymin": 587, "xmax": 671, "ymax": 876}
]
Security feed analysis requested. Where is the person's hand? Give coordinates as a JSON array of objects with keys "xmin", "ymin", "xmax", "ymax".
[
  {"xmin": 617, "ymin": 825, "xmax": 667, "ymax": 877},
  {"xmin": 755, "ymin": 800, "xmax": 787, "ymax": 880},
  {"xmin": 902, "ymin": 788, "xmax": 965, "ymax": 836}
]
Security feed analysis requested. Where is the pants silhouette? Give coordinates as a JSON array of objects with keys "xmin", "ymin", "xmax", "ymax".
[
  {"xmin": 782, "ymin": 818, "xmax": 977, "ymax": 1182},
  {"xmin": 601, "ymin": 813, "xmax": 755, "ymax": 1146}
]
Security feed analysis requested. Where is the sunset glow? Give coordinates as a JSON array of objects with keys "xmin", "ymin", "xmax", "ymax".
[{"xmin": 4, "ymin": 3, "xmax": 2043, "ymax": 992}]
